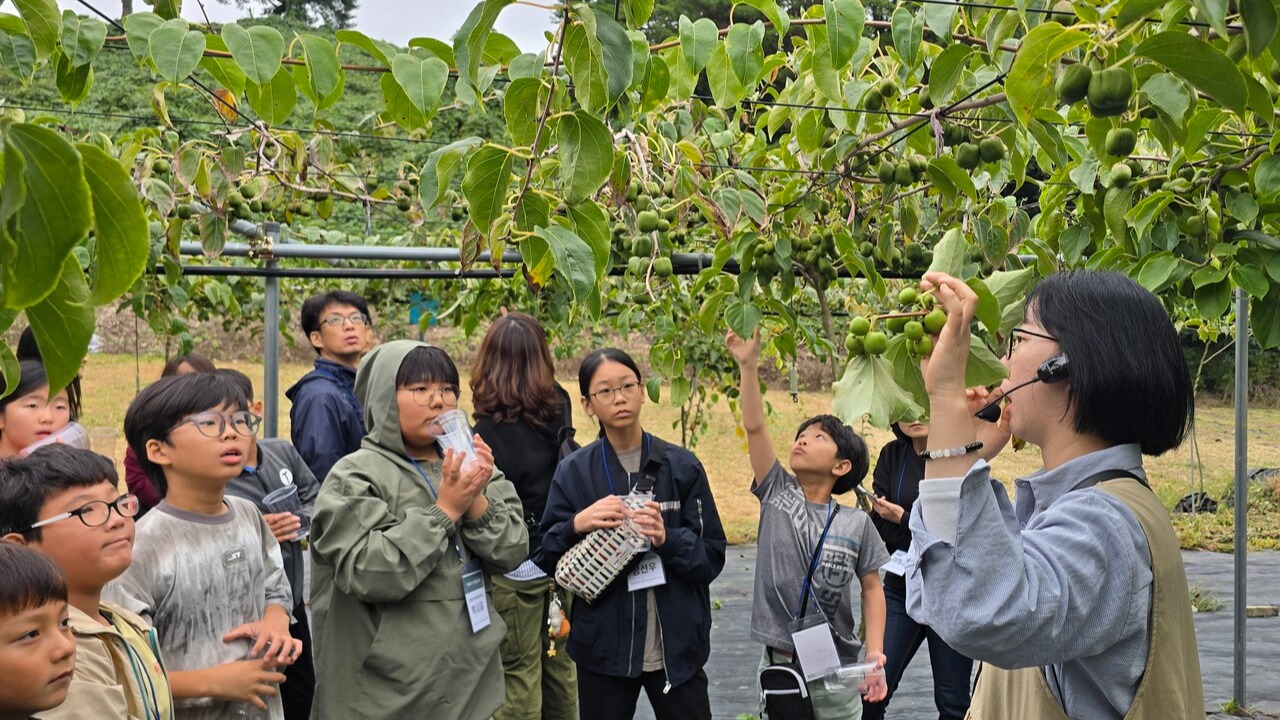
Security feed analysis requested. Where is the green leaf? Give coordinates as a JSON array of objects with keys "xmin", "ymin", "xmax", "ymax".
[
  {"xmin": 59, "ymin": 11, "xmax": 104, "ymax": 68},
  {"xmin": 1191, "ymin": 0, "xmax": 1229, "ymax": 39},
  {"xmin": 725, "ymin": 299, "xmax": 763, "ymax": 338},
  {"xmin": 198, "ymin": 212, "xmax": 227, "ymax": 257},
  {"xmin": 1255, "ymin": 154, "xmax": 1280, "ymax": 195},
  {"xmin": 420, "ymin": 137, "xmax": 483, "ymax": 210},
  {"xmin": 2, "ymin": 124, "xmax": 92, "ymax": 308},
  {"xmin": 1141, "ymin": 73, "xmax": 1191, "ymax": 125},
  {"xmin": 1196, "ymin": 279, "xmax": 1232, "ymax": 318},
  {"xmin": 966, "ymin": 278, "xmax": 1003, "ymax": 335},
  {"xmin": 984, "ymin": 267, "xmax": 1035, "ymax": 335},
  {"xmin": 563, "ymin": 18, "xmax": 609, "ymax": 113},
  {"xmin": 0, "ymin": 29, "xmax": 36, "ymax": 83},
  {"xmin": 462, "ymin": 146, "xmax": 514, "ymax": 237},
  {"xmin": 148, "ymin": 18, "xmax": 205, "ymax": 84},
  {"xmin": 558, "ymin": 110, "xmax": 614, "ymax": 204},
  {"xmin": 0, "ymin": 342, "xmax": 18, "ymax": 401},
  {"xmin": 12, "ymin": 0, "xmax": 59, "ymax": 60},
  {"xmin": 503, "ymin": 77, "xmax": 544, "ymax": 147},
  {"xmin": 25, "ymin": 257, "xmax": 93, "ymax": 396},
  {"xmin": 927, "ymin": 157, "xmax": 977, "ymax": 201},
  {"xmin": 379, "ymin": 72, "xmax": 426, "ymax": 129},
  {"xmin": 1233, "ymin": 264, "xmax": 1271, "ymax": 297},
  {"xmin": 928, "ymin": 227, "xmax": 967, "ymax": 277},
  {"xmin": 892, "ymin": 6, "xmax": 922, "ymax": 65},
  {"xmin": 53, "ymin": 48, "xmax": 93, "ymax": 106},
  {"xmin": 1135, "ymin": 31, "xmax": 1248, "ymax": 119},
  {"xmin": 297, "ymin": 34, "xmax": 344, "ymax": 110},
  {"xmin": 1103, "ymin": 186, "xmax": 1134, "ymax": 246},
  {"xmin": 410, "ymin": 37, "xmax": 456, "ymax": 67},
  {"xmin": 1251, "ymin": 284, "xmax": 1280, "ymax": 348},
  {"xmin": 707, "ymin": 43, "xmax": 747, "ymax": 107},
  {"xmin": 246, "ymin": 67, "xmax": 296, "ymax": 126},
  {"xmin": 679, "ymin": 15, "xmax": 718, "ymax": 73},
  {"xmin": 588, "ymin": 7, "xmax": 633, "ymax": 107},
  {"xmin": 221, "ymin": 23, "xmax": 283, "ymax": 88},
  {"xmin": 725, "ymin": 22, "xmax": 764, "ymax": 87},
  {"xmin": 123, "ymin": 12, "xmax": 163, "ymax": 62},
  {"xmin": 453, "ymin": 0, "xmax": 513, "ymax": 90},
  {"xmin": 1127, "ymin": 191, "xmax": 1174, "ymax": 241},
  {"xmin": 833, "ymin": 354, "xmax": 925, "ymax": 428},
  {"xmin": 391, "ymin": 53, "xmax": 448, "ymax": 121},
  {"xmin": 824, "ymin": 0, "xmax": 864, "ymax": 71},
  {"xmin": 1135, "ymin": 251, "xmax": 1182, "ymax": 292},
  {"xmin": 76, "ymin": 144, "xmax": 148, "ymax": 305},
  {"xmin": 335, "ymin": 29, "xmax": 394, "ymax": 67},
  {"xmin": 1242, "ymin": 0, "xmax": 1279, "ymax": 57},
  {"xmin": 200, "ymin": 34, "xmax": 247, "ymax": 95},
  {"xmin": 148, "ymin": 0, "xmax": 180, "ymax": 20},
  {"xmin": 530, "ymin": 225, "xmax": 599, "ymax": 305},
  {"xmin": 621, "ymin": 0, "xmax": 655, "ymax": 27},
  {"xmin": 1117, "ymin": 0, "xmax": 1167, "ymax": 28},
  {"xmin": 965, "ymin": 336, "xmax": 1009, "ymax": 388},
  {"xmin": 922, "ymin": 0, "xmax": 959, "ymax": 38},
  {"xmin": 568, "ymin": 199, "xmax": 612, "ymax": 278},
  {"xmin": 1007, "ymin": 23, "xmax": 1089, "ymax": 126},
  {"xmin": 928, "ymin": 43, "xmax": 972, "ymax": 105},
  {"xmin": 735, "ymin": 0, "xmax": 789, "ymax": 36}
]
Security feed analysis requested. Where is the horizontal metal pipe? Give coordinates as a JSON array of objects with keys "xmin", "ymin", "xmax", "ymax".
[{"xmin": 173, "ymin": 265, "xmax": 517, "ymax": 279}]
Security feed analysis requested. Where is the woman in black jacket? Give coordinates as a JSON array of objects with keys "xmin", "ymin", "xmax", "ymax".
[
  {"xmin": 538, "ymin": 348, "xmax": 726, "ymax": 720},
  {"xmin": 471, "ymin": 312, "xmax": 578, "ymax": 720}
]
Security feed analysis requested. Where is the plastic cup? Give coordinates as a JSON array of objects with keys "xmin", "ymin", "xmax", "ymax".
[
  {"xmin": 263, "ymin": 484, "xmax": 310, "ymax": 540},
  {"xmin": 622, "ymin": 492, "xmax": 655, "ymax": 552},
  {"xmin": 427, "ymin": 409, "xmax": 478, "ymax": 469},
  {"xmin": 20, "ymin": 422, "xmax": 90, "ymax": 457},
  {"xmin": 823, "ymin": 662, "xmax": 886, "ymax": 694},
  {"xmin": 88, "ymin": 427, "xmax": 119, "ymax": 462}
]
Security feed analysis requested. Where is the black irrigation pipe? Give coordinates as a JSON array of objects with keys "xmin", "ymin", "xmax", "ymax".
[{"xmin": 172, "ymin": 265, "xmax": 519, "ymax": 279}]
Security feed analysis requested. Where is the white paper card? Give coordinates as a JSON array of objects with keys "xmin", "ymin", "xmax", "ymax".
[
  {"xmin": 627, "ymin": 552, "xmax": 667, "ymax": 591},
  {"xmin": 882, "ymin": 549, "xmax": 909, "ymax": 577},
  {"xmin": 462, "ymin": 559, "xmax": 491, "ymax": 633},
  {"xmin": 792, "ymin": 620, "xmax": 841, "ymax": 681}
]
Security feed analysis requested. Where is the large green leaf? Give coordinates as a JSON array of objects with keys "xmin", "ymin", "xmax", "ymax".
[
  {"xmin": 679, "ymin": 15, "xmax": 718, "ymax": 73},
  {"xmin": 1252, "ymin": 283, "xmax": 1280, "ymax": 349},
  {"xmin": 558, "ymin": 110, "xmax": 614, "ymax": 204},
  {"xmin": 0, "ymin": 29, "xmax": 36, "ymax": 83},
  {"xmin": 1006, "ymin": 23, "xmax": 1089, "ymax": 126},
  {"xmin": 563, "ymin": 19, "xmax": 608, "ymax": 113},
  {"xmin": 824, "ymin": 0, "xmax": 864, "ymax": 71},
  {"xmin": 928, "ymin": 43, "xmax": 972, "ymax": 104},
  {"xmin": 77, "ymin": 143, "xmax": 149, "ymax": 306},
  {"xmin": 59, "ymin": 11, "xmax": 105, "ymax": 68},
  {"xmin": 297, "ymin": 34, "xmax": 344, "ymax": 110},
  {"xmin": 222, "ymin": 23, "xmax": 284, "ymax": 86},
  {"xmin": 335, "ymin": 29, "xmax": 394, "ymax": 67},
  {"xmin": 462, "ymin": 146, "xmax": 514, "ymax": 236},
  {"xmin": 1242, "ymin": 0, "xmax": 1279, "ymax": 58},
  {"xmin": 12, "ymin": 0, "xmax": 59, "ymax": 60},
  {"xmin": 2, "ymin": 124, "xmax": 91, "ymax": 309},
  {"xmin": 1116, "ymin": 0, "xmax": 1167, "ymax": 28},
  {"xmin": 927, "ymin": 157, "xmax": 978, "ymax": 201},
  {"xmin": 725, "ymin": 299, "xmax": 763, "ymax": 339},
  {"xmin": 530, "ymin": 225, "xmax": 599, "ymax": 304},
  {"xmin": 725, "ymin": 22, "xmax": 764, "ymax": 87},
  {"xmin": 246, "ymin": 66, "xmax": 297, "ymax": 126},
  {"xmin": 927, "ymin": 227, "xmax": 967, "ymax": 277},
  {"xmin": 891, "ymin": 6, "xmax": 923, "ymax": 65},
  {"xmin": 25, "ymin": 257, "xmax": 93, "ymax": 397},
  {"xmin": 149, "ymin": 19, "xmax": 205, "ymax": 84},
  {"xmin": 503, "ymin": 77, "xmax": 544, "ymax": 147},
  {"xmin": 735, "ymin": 0, "xmax": 789, "ymax": 35},
  {"xmin": 453, "ymin": 0, "xmax": 513, "ymax": 90},
  {"xmin": 123, "ymin": 12, "xmax": 163, "ymax": 62},
  {"xmin": 200, "ymin": 34, "xmax": 247, "ymax": 95},
  {"xmin": 379, "ymin": 72, "xmax": 425, "ymax": 129},
  {"xmin": 568, "ymin": 199, "xmax": 612, "ymax": 278},
  {"xmin": 1191, "ymin": 0, "xmax": 1229, "ymax": 39},
  {"xmin": 983, "ymin": 267, "xmax": 1035, "ymax": 335},
  {"xmin": 621, "ymin": 0, "xmax": 655, "ymax": 27},
  {"xmin": 420, "ymin": 137, "xmax": 483, "ymax": 210},
  {"xmin": 1135, "ymin": 31, "xmax": 1248, "ymax": 119},
  {"xmin": 54, "ymin": 47, "xmax": 92, "ymax": 106},
  {"xmin": 965, "ymin": 336, "xmax": 1009, "ymax": 388},
  {"xmin": 391, "ymin": 53, "xmax": 448, "ymax": 121},
  {"xmin": 707, "ymin": 43, "xmax": 747, "ymax": 107},
  {"xmin": 833, "ymin": 355, "xmax": 925, "ymax": 428},
  {"xmin": 922, "ymin": 0, "xmax": 959, "ymax": 38},
  {"xmin": 586, "ymin": 7, "xmax": 633, "ymax": 108}
]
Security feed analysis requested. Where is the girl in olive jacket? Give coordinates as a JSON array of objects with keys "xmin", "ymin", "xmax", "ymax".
[{"xmin": 308, "ymin": 340, "xmax": 528, "ymax": 720}]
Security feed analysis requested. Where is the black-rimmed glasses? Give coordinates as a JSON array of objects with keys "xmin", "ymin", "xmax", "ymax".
[
  {"xmin": 28, "ymin": 494, "xmax": 140, "ymax": 531},
  {"xmin": 1007, "ymin": 327, "xmax": 1059, "ymax": 357}
]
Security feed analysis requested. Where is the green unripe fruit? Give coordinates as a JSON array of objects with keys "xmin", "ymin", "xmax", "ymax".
[
  {"xmin": 909, "ymin": 154, "xmax": 929, "ymax": 176},
  {"xmin": 228, "ymin": 192, "xmax": 245, "ymax": 209},
  {"xmin": 904, "ymin": 320, "xmax": 925, "ymax": 341},
  {"xmin": 846, "ymin": 335, "xmax": 866, "ymax": 356},
  {"xmin": 662, "ymin": 206, "xmax": 677, "ymax": 222},
  {"xmin": 627, "ymin": 180, "xmax": 641, "ymax": 201},
  {"xmin": 894, "ymin": 163, "xmax": 914, "ymax": 185},
  {"xmin": 863, "ymin": 331, "xmax": 889, "ymax": 356},
  {"xmin": 1126, "ymin": 159, "xmax": 1143, "ymax": 178},
  {"xmin": 1186, "ymin": 214, "xmax": 1205, "ymax": 237},
  {"xmin": 878, "ymin": 159, "xmax": 897, "ymax": 185},
  {"xmin": 904, "ymin": 243, "xmax": 924, "ymax": 263},
  {"xmin": 627, "ymin": 256, "xmax": 645, "ymax": 275},
  {"xmin": 849, "ymin": 316, "xmax": 872, "ymax": 336},
  {"xmin": 863, "ymin": 91, "xmax": 884, "ymax": 111},
  {"xmin": 979, "ymin": 137, "xmax": 1006, "ymax": 163},
  {"xmin": 1226, "ymin": 35, "xmax": 1247, "ymax": 63},
  {"xmin": 1055, "ymin": 63, "xmax": 1092, "ymax": 105},
  {"xmin": 451, "ymin": 207, "xmax": 466, "ymax": 222},
  {"xmin": 878, "ymin": 80, "xmax": 898, "ymax": 98},
  {"xmin": 239, "ymin": 183, "xmax": 259, "ymax": 200},
  {"xmin": 396, "ymin": 196, "xmax": 412, "ymax": 211},
  {"xmin": 637, "ymin": 210, "xmax": 660, "ymax": 233},
  {"xmin": 1105, "ymin": 128, "xmax": 1137, "ymax": 157},
  {"xmin": 1050, "ymin": 0, "xmax": 1075, "ymax": 24},
  {"xmin": 922, "ymin": 249, "xmax": 934, "ymax": 265},
  {"xmin": 1109, "ymin": 162, "xmax": 1132, "ymax": 188},
  {"xmin": 923, "ymin": 308, "xmax": 947, "ymax": 334},
  {"xmin": 632, "ymin": 235, "xmax": 654, "ymax": 257},
  {"xmin": 235, "ymin": 203, "xmax": 252, "ymax": 219},
  {"xmin": 919, "ymin": 92, "xmax": 934, "ymax": 110},
  {"xmin": 152, "ymin": 158, "xmax": 171, "ymax": 174},
  {"xmin": 635, "ymin": 195, "xmax": 654, "ymax": 212},
  {"xmin": 657, "ymin": 218, "xmax": 671, "ymax": 232},
  {"xmin": 1087, "ymin": 68, "xmax": 1133, "ymax": 118},
  {"xmin": 956, "ymin": 143, "xmax": 982, "ymax": 171},
  {"xmin": 913, "ymin": 336, "xmax": 934, "ymax": 356},
  {"xmin": 886, "ymin": 316, "xmax": 908, "ymax": 334},
  {"xmin": 858, "ymin": 241, "xmax": 875, "ymax": 256},
  {"xmin": 397, "ymin": 180, "xmax": 414, "ymax": 194},
  {"xmin": 1168, "ymin": 178, "xmax": 1194, "ymax": 194},
  {"xmin": 654, "ymin": 257, "xmax": 673, "ymax": 277},
  {"xmin": 176, "ymin": 204, "xmax": 193, "ymax": 220},
  {"xmin": 898, "ymin": 287, "xmax": 919, "ymax": 305}
]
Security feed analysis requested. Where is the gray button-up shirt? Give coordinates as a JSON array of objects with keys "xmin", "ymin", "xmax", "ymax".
[{"xmin": 905, "ymin": 444, "xmax": 1153, "ymax": 720}]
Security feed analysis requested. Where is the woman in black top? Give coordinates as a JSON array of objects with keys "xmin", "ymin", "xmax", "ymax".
[
  {"xmin": 862, "ymin": 421, "xmax": 972, "ymax": 720},
  {"xmin": 471, "ymin": 312, "xmax": 578, "ymax": 720}
]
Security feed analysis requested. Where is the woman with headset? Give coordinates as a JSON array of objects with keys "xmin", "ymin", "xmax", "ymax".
[{"xmin": 905, "ymin": 270, "xmax": 1202, "ymax": 720}]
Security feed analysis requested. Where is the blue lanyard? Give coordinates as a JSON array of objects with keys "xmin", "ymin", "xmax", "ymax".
[
  {"xmin": 797, "ymin": 499, "xmax": 836, "ymax": 616},
  {"xmin": 406, "ymin": 455, "xmax": 465, "ymax": 563},
  {"xmin": 600, "ymin": 433, "xmax": 651, "ymax": 495},
  {"xmin": 896, "ymin": 455, "xmax": 908, "ymax": 505}
]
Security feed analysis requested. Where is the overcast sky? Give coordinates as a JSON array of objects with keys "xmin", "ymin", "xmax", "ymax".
[{"xmin": 51, "ymin": 1, "xmax": 557, "ymax": 51}]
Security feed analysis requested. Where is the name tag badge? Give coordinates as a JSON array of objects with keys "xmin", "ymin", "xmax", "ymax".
[
  {"xmin": 461, "ymin": 558, "xmax": 491, "ymax": 634},
  {"xmin": 882, "ymin": 549, "xmax": 909, "ymax": 577},
  {"xmin": 627, "ymin": 552, "xmax": 667, "ymax": 591},
  {"xmin": 788, "ymin": 614, "xmax": 841, "ymax": 681},
  {"xmin": 222, "ymin": 548, "xmax": 245, "ymax": 567}
]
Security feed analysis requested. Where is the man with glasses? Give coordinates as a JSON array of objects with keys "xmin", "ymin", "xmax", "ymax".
[
  {"xmin": 286, "ymin": 290, "xmax": 376, "ymax": 484},
  {"xmin": 0, "ymin": 444, "xmax": 173, "ymax": 720}
]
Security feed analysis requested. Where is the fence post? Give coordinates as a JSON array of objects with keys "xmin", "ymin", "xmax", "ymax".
[{"xmin": 1233, "ymin": 288, "xmax": 1249, "ymax": 706}]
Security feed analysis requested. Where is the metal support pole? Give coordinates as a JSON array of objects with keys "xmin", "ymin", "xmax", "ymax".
[
  {"xmin": 1233, "ymin": 288, "xmax": 1249, "ymax": 706},
  {"xmin": 263, "ymin": 258, "xmax": 280, "ymax": 439}
]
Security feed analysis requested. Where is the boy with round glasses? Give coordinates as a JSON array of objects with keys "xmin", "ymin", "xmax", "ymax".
[
  {"xmin": 108, "ymin": 373, "xmax": 300, "ymax": 720},
  {"xmin": 0, "ymin": 444, "xmax": 173, "ymax": 719}
]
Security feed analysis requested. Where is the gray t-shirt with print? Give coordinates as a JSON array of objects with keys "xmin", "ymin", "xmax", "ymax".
[{"xmin": 751, "ymin": 460, "xmax": 889, "ymax": 662}]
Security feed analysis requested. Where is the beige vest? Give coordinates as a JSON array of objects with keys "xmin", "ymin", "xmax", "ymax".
[{"xmin": 966, "ymin": 478, "xmax": 1203, "ymax": 720}]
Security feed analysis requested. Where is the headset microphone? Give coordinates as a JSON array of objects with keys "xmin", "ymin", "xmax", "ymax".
[{"xmin": 974, "ymin": 354, "xmax": 1070, "ymax": 423}]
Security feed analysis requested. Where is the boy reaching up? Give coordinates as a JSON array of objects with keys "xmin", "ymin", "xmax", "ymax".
[
  {"xmin": 727, "ymin": 329, "xmax": 889, "ymax": 719},
  {"xmin": 108, "ymin": 373, "xmax": 300, "ymax": 720}
]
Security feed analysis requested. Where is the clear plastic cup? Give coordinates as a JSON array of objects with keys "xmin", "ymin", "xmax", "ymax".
[
  {"xmin": 427, "ymin": 409, "xmax": 478, "ymax": 469},
  {"xmin": 263, "ymin": 484, "xmax": 310, "ymax": 540},
  {"xmin": 88, "ymin": 427, "xmax": 119, "ymax": 462},
  {"xmin": 622, "ymin": 492, "xmax": 655, "ymax": 552},
  {"xmin": 20, "ymin": 422, "xmax": 91, "ymax": 457},
  {"xmin": 822, "ymin": 662, "xmax": 886, "ymax": 694}
]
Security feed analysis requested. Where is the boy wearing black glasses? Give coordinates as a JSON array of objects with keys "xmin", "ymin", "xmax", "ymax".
[
  {"xmin": 108, "ymin": 373, "xmax": 299, "ymax": 720},
  {"xmin": 0, "ymin": 444, "xmax": 172, "ymax": 719}
]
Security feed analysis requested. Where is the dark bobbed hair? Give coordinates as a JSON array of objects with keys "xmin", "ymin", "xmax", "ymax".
[
  {"xmin": 0, "ymin": 360, "xmax": 77, "ymax": 422},
  {"xmin": 1028, "ymin": 270, "xmax": 1193, "ymax": 456},
  {"xmin": 214, "ymin": 368, "xmax": 255, "ymax": 403},
  {"xmin": 577, "ymin": 348, "xmax": 643, "ymax": 398},
  {"xmin": 0, "ymin": 543, "xmax": 67, "ymax": 618},
  {"xmin": 395, "ymin": 346, "xmax": 460, "ymax": 390},
  {"xmin": 161, "ymin": 352, "xmax": 216, "ymax": 377},
  {"xmin": 300, "ymin": 290, "xmax": 372, "ymax": 355},
  {"xmin": 471, "ymin": 313, "xmax": 563, "ymax": 426},
  {"xmin": 796, "ymin": 415, "xmax": 869, "ymax": 494},
  {"xmin": 123, "ymin": 373, "xmax": 249, "ymax": 497},
  {"xmin": 0, "ymin": 445, "xmax": 119, "ymax": 542}
]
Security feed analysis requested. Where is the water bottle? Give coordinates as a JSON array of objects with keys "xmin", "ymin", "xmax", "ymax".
[
  {"xmin": 230, "ymin": 702, "xmax": 269, "ymax": 719},
  {"xmin": 822, "ymin": 661, "xmax": 884, "ymax": 693}
]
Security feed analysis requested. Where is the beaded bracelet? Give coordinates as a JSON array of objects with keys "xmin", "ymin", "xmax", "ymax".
[{"xmin": 919, "ymin": 441, "xmax": 984, "ymax": 460}]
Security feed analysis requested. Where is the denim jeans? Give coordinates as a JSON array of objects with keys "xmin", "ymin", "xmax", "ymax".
[{"xmin": 862, "ymin": 582, "xmax": 973, "ymax": 720}]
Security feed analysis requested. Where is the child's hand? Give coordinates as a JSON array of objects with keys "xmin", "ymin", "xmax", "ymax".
[
  {"xmin": 223, "ymin": 616, "xmax": 302, "ymax": 666},
  {"xmin": 860, "ymin": 651, "xmax": 889, "ymax": 702},
  {"xmin": 263, "ymin": 511, "xmax": 302, "ymax": 544},
  {"xmin": 628, "ymin": 501, "xmax": 666, "ymax": 547},
  {"xmin": 725, "ymin": 328, "xmax": 761, "ymax": 366},
  {"xmin": 870, "ymin": 496, "xmax": 905, "ymax": 524},
  {"xmin": 437, "ymin": 448, "xmax": 487, "ymax": 521},
  {"xmin": 207, "ymin": 658, "xmax": 286, "ymax": 708},
  {"xmin": 573, "ymin": 495, "xmax": 625, "ymax": 533}
]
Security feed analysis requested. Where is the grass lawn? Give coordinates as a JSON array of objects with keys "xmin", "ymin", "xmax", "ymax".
[{"xmin": 78, "ymin": 353, "xmax": 1280, "ymax": 551}]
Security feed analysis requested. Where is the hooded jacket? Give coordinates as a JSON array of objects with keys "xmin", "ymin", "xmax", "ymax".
[
  {"xmin": 308, "ymin": 340, "xmax": 528, "ymax": 720},
  {"xmin": 286, "ymin": 358, "xmax": 366, "ymax": 484}
]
